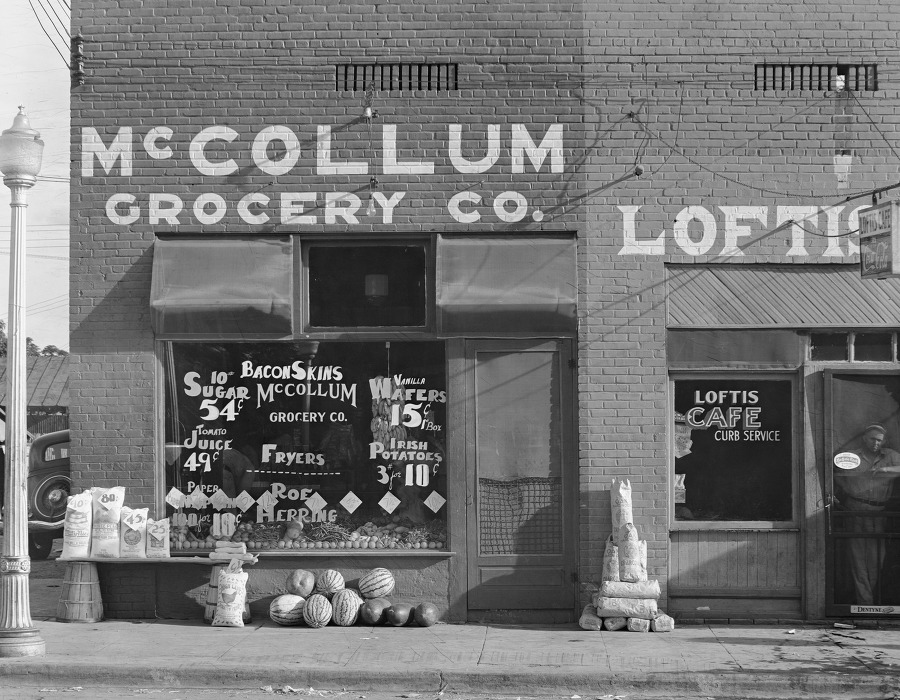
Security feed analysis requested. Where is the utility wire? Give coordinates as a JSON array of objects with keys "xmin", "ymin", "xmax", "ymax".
[
  {"xmin": 848, "ymin": 90, "xmax": 900, "ymax": 166},
  {"xmin": 26, "ymin": 0, "xmax": 69, "ymax": 69},
  {"xmin": 35, "ymin": 0, "xmax": 69, "ymax": 55}
]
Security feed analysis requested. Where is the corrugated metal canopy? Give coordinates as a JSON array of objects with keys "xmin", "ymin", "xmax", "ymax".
[
  {"xmin": 668, "ymin": 265, "xmax": 900, "ymax": 328},
  {"xmin": 0, "ymin": 355, "xmax": 69, "ymax": 407}
]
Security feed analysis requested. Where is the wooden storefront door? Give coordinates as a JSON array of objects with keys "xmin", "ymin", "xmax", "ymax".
[{"xmin": 463, "ymin": 339, "xmax": 577, "ymax": 621}]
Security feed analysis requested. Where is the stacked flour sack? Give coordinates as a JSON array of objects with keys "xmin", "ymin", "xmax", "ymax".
[{"xmin": 579, "ymin": 478, "xmax": 675, "ymax": 632}]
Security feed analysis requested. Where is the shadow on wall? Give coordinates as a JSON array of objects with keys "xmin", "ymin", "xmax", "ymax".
[{"xmin": 70, "ymin": 243, "xmax": 154, "ymax": 353}]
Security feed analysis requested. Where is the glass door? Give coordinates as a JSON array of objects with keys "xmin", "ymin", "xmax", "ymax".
[
  {"xmin": 465, "ymin": 339, "xmax": 576, "ymax": 616},
  {"xmin": 825, "ymin": 370, "xmax": 900, "ymax": 616}
]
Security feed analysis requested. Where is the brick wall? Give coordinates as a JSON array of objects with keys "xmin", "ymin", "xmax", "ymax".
[
  {"xmin": 579, "ymin": 0, "xmax": 900, "ymax": 610},
  {"xmin": 70, "ymin": 0, "xmax": 585, "ymax": 515}
]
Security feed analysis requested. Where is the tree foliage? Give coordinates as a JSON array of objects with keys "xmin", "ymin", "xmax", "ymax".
[{"xmin": 0, "ymin": 321, "xmax": 67, "ymax": 357}]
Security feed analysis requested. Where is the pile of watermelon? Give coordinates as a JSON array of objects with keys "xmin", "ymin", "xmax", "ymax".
[{"xmin": 269, "ymin": 566, "xmax": 440, "ymax": 628}]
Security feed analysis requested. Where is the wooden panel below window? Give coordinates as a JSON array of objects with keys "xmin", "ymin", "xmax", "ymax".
[{"xmin": 670, "ymin": 529, "xmax": 801, "ymax": 591}]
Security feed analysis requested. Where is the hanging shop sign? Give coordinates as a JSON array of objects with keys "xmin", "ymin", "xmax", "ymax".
[{"xmin": 858, "ymin": 199, "xmax": 900, "ymax": 279}]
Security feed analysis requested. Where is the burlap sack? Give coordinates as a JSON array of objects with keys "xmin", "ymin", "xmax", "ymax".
[
  {"xmin": 651, "ymin": 613, "xmax": 675, "ymax": 632},
  {"xmin": 592, "ymin": 595, "xmax": 658, "ymax": 620},
  {"xmin": 603, "ymin": 616, "xmax": 627, "ymax": 631},
  {"xmin": 610, "ymin": 478, "xmax": 633, "ymax": 545},
  {"xmin": 578, "ymin": 604, "xmax": 603, "ymax": 631},
  {"xmin": 60, "ymin": 491, "xmax": 93, "ymax": 559},
  {"xmin": 601, "ymin": 535, "xmax": 620, "ymax": 582},
  {"xmin": 119, "ymin": 507, "xmax": 149, "ymax": 558},
  {"xmin": 146, "ymin": 518, "xmax": 171, "ymax": 559},
  {"xmin": 618, "ymin": 523, "xmax": 645, "ymax": 582},
  {"xmin": 212, "ymin": 560, "xmax": 249, "ymax": 627},
  {"xmin": 90, "ymin": 486, "xmax": 125, "ymax": 558},
  {"xmin": 599, "ymin": 579, "xmax": 660, "ymax": 599},
  {"xmin": 627, "ymin": 617, "xmax": 650, "ymax": 632}
]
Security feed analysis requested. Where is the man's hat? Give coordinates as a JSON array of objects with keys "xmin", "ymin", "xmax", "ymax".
[{"xmin": 864, "ymin": 423, "xmax": 887, "ymax": 435}]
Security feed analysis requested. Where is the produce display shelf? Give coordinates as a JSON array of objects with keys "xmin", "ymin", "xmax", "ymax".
[
  {"xmin": 170, "ymin": 550, "xmax": 456, "ymax": 558},
  {"xmin": 59, "ymin": 556, "xmax": 222, "ymax": 565}
]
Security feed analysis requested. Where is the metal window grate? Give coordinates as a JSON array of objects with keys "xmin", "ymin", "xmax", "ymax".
[
  {"xmin": 335, "ymin": 63, "xmax": 458, "ymax": 92},
  {"xmin": 754, "ymin": 63, "xmax": 878, "ymax": 92}
]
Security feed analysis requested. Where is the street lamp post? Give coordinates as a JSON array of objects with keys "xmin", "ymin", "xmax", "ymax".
[{"xmin": 0, "ymin": 107, "xmax": 45, "ymax": 657}]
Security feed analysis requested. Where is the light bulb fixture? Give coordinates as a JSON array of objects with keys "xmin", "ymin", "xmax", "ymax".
[
  {"xmin": 366, "ymin": 176, "xmax": 378, "ymax": 217},
  {"xmin": 363, "ymin": 80, "xmax": 379, "ymax": 122}
]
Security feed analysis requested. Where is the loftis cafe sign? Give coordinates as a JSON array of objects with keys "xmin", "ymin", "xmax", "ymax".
[
  {"xmin": 80, "ymin": 123, "xmax": 563, "ymax": 226},
  {"xmin": 618, "ymin": 204, "xmax": 865, "ymax": 258}
]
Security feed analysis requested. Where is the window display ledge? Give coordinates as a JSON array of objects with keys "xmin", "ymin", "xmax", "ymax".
[{"xmin": 233, "ymin": 550, "xmax": 451, "ymax": 557}]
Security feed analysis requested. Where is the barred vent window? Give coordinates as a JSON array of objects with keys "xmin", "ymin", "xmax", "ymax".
[
  {"xmin": 754, "ymin": 63, "xmax": 878, "ymax": 92},
  {"xmin": 336, "ymin": 63, "xmax": 458, "ymax": 92}
]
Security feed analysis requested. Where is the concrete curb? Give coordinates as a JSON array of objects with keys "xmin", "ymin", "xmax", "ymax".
[{"xmin": 1, "ymin": 661, "xmax": 898, "ymax": 698}]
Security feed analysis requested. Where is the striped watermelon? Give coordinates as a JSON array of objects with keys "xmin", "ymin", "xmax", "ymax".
[
  {"xmin": 303, "ymin": 593, "xmax": 333, "ymax": 628},
  {"xmin": 269, "ymin": 594, "xmax": 306, "ymax": 626},
  {"xmin": 358, "ymin": 567, "xmax": 395, "ymax": 598},
  {"xmin": 315, "ymin": 569, "xmax": 345, "ymax": 598},
  {"xmin": 331, "ymin": 588, "xmax": 363, "ymax": 626}
]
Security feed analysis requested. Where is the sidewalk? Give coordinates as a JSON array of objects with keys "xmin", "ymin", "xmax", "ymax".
[{"xmin": 0, "ymin": 576, "xmax": 898, "ymax": 699}]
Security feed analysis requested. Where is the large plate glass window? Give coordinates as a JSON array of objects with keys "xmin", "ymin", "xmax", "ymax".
[
  {"xmin": 672, "ymin": 378, "xmax": 794, "ymax": 523},
  {"xmin": 163, "ymin": 341, "xmax": 448, "ymax": 552}
]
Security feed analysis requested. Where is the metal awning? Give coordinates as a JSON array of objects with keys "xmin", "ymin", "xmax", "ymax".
[
  {"xmin": 667, "ymin": 264, "xmax": 900, "ymax": 328},
  {"xmin": 0, "ymin": 355, "xmax": 69, "ymax": 407}
]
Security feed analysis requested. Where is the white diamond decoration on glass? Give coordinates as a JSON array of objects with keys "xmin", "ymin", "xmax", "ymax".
[
  {"xmin": 423, "ymin": 491, "xmax": 447, "ymax": 513},
  {"xmin": 256, "ymin": 490, "xmax": 277, "ymax": 510},
  {"xmin": 208, "ymin": 489, "xmax": 231, "ymax": 510},
  {"xmin": 378, "ymin": 491, "xmax": 401, "ymax": 514},
  {"xmin": 233, "ymin": 491, "xmax": 255, "ymax": 512},
  {"xmin": 340, "ymin": 491, "xmax": 363, "ymax": 514},
  {"xmin": 165, "ymin": 487, "xmax": 185, "ymax": 508},
  {"xmin": 189, "ymin": 488, "xmax": 209, "ymax": 509},
  {"xmin": 305, "ymin": 491, "xmax": 327, "ymax": 513}
]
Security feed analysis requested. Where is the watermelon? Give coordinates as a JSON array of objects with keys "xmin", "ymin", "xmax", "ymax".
[
  {"xmin": 315, "ymin": 569, "xmax": 345, "ymax": 598},
  {"xmin": 414, "ymin": 601, "xmax": 439, "ymax": 627},
  {"xmin": 303, "ymin": 593, "xmax": 333, "ymax": 628},
  {"xmin": 386, "ymin": 602, "xmax": 414, "ymax": 626},
  {"xmin": 359, "ymin": 597, "xmax": 391, "ymax": 625},
  {"xmin": 331, "ymin": 588, "xmax": 364, "ymax": 626},
  {"xmin": 358, "ymin": 567, "xmax": 395, "ymax": 598},
  {"xmin": 269, "ymin": 594, "xmax": 306, "ymax": 626},
  {"xmin": 285, "ymin": 569, "xmax": 315, "ymax": 597}
]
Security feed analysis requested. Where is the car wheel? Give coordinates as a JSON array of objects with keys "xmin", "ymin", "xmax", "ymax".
[{"xmin": 28, "ymin": 532, "xmax": 55, "ymax": 561}]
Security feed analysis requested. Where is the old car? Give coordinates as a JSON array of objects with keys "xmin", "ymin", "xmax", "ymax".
[{"xmin": 0, "ymin": 428, "xmax": 70, "ymax": 560}]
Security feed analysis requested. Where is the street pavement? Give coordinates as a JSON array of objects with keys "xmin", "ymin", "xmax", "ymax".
[{"xmin": 1, "ymin": 544, "xmax": 898, "ymax": 700}]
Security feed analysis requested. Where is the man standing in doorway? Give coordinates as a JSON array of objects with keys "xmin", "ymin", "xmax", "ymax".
[{"xmin": 834, "ymin": 423, "xmax": 900, "ymax": 604}]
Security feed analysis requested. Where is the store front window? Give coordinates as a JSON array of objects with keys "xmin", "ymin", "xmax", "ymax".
[
  {"xmin": 163, "ymin": 340, "xmax": 448, "ymax": 551},
  {"xmin": 672, "ymin": 378, "xmax": 794, "ymax": 523}
]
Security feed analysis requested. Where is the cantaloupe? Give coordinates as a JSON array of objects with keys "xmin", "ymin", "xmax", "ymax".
[
  {"xmin": 285, "ymin": 569, "xmax": 315, "ymax": 597},
  {"xmin": 358, "ymin": 567, "xmax": 394, "ymax": 598},
  {"xmin": 303, "ymin": 593, "xmax": 333, "ymax": 628},
  {"xmin": 331, "ymin": 588, "xmax": 364, "ymax": 626},
  {"xmin": 269, "ymin": 594, "xmax": 306, "ymax": 626}
]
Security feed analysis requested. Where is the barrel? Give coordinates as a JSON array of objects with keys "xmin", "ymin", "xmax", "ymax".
[
  {"xmin": 203, "ymin": 564, "xmax": 250, "ymax": 624},
  {"xmin": 56, "ymin": 562, "xmax": 104, "ymax": 623}
]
